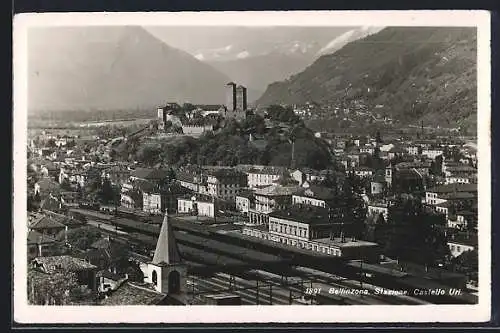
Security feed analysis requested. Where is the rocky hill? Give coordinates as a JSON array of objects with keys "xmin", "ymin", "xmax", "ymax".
[
  {"xmin": 28, "ymin": 26, "xmax": 230, "ymax": 113},
  {"xmin": 256, "ymin": 27, "xmax": 477, "ymax": 132}
]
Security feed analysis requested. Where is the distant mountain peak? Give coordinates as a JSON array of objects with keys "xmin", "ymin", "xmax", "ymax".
[
  {"xmin": 316, "ymin": 26, "xmax": 385, "ymax": 56},
  {"xmin": 28, "ymin": 26, "xmax": 230, "ymax": 112}
]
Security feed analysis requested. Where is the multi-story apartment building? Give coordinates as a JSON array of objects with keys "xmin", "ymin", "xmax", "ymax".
[
  {"xmin": 422, "ymin": 148, "xmax": 444, "ymax": 160},
  {"xmin": 206, "ymin": 168, "xmax": 247, "ymax": 201},
  {"xmin": 292, "ymin": 185, "xmax": 336, "ymax": 208},
  {"xmin": 245, "ymin": 166, "xmax": 284, "ymax": 189},
  {"xmin": 248, "ymin": 184, "xmax": 298, "ymax": 226},
  {"xmin": 425, "ymin": 183, "xmax": 477, "ymax": 205}
]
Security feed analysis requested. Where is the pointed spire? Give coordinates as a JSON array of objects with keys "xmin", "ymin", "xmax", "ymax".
[{"xmin": 152, "ymin": 213, "xmax": 182, "ymax": 265}]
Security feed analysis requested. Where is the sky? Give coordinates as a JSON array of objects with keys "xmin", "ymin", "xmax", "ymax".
[{"xmin": 143, "ymin": 26, "xmax": 356, "ymax": 57}]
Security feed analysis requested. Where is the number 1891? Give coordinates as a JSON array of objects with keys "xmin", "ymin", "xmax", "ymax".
[{"xmin": 305, "ymin": 288, "xmax": 321, "ymax": 295}]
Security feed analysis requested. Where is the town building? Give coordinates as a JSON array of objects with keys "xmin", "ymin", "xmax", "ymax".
[
  {"xmin": 387, "ymin": 146, "xmax": 406, "ymax": 160},
  {"xmin": 292, "ymin": 185, "xmax": 336, "ymax": 208},
  {"xmin": 176, "ymin": 170, "xmax": 207, "ymax": 194},
  {"xmin": 422, "ymin": 148, "xmax": 444, "ymax": 160},
  {"xmin": 248, "ymin": 184, "xmax": 298, "ymax": 226},
  {"xmin": 103, "ymin": 165, "xmax": 131, "ymax": 185},
  {"xmin": 177, "ymin": 194, "xmax": 216, "ymax": 218},
  {"xmin": 359, "ymin": 145, "xmax": 375, "ymax": 154},
  {"xmin": 425, "ymin": 183, "xmax": 477, "ymax": 205},
  {"xmin": 367, "ymin": 202, "xmax": 389, "ymax": 220},
  {"xmin": 447, "ymin": 235, "xmax": 477, "ymax": 257},
  {"xmin": 353, "ymin": 166, "xmax": 374, "ymax": 178},
  {"xmin": 141, "ymin": 181, "xmax": 191, "ymax": 215},
  {"xmin": 235, "ymin": 191, "xmax": 254, "ymax": 215},
  {"xmin": 370, "ymin": 175, "xmax": 386, "ymax": 195},
  {"xmin": 31, "ymin": 255, "xmax": 98, "ymax": 292},
  {"xmin": 206, "ymin": 168, "xmax": 247, "ymax": 201},
  {"xmin": 243, "ymin": 166, "xmax": 284, "ymax": 189},
  {"xmin": 242, "ymin": 206, "xmax": 379, "ymax": 261},
  {"xmin": 28, "ymin": 214, "xmax": 67, "ymax": 238},
  {"xmin": 406, "ymin": 145, "xmax": 420, "ymax": 156},
  {"xmin": 27, "ymin": 230, "xmax": 58, "ymax": 259},
  {"xmin": 445, "ymin": 173, "xmax": 477, "ymax": 185}
]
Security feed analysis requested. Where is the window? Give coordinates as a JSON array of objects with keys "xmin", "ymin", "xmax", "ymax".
[{"xmin": 152, "ymin": 270, "xmax": 158, "ymax": 286}]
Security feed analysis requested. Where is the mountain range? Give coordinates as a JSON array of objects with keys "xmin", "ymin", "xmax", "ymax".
[
  {"xmin": 146, "ymin": 26, "xmax": 381, "ymax": 102},
  {"xmin": 256, "ymin": 27, "xmax": 477, "ymax": 132},
  {"xmin": 28, "ymin": 26, "xmax": 231, "ymax": 113}
]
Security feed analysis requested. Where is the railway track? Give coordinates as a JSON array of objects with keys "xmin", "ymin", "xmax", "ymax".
[{"xmin": 72, "ymin": 209, "xmax": 466, "ymax": 305}]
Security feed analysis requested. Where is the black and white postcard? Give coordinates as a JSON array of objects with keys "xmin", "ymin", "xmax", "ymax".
[{"xmin": 13, "ymin": 10, "xmax": 491, "ymax": 323}]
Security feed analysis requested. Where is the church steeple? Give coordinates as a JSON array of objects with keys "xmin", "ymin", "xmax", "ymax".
[
  {"xmin": 146, "ymin": 213, "xmax": 187, "ymax": 297},
  {"xmin": 152, "ymin": 213, "xmax": 181, "ymax": 265}
]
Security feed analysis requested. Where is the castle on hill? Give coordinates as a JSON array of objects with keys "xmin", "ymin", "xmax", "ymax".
[{"xmin": 156, "ymin": 82, "xmax": 248, "ymax": 135}]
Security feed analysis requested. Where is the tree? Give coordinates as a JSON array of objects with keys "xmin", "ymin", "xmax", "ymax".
[
  {"xmin": 125, "ymin": 262, "xmax": 145, "ymax": 282},
  {"xmin": 336, "ymin": 172, "xmax": 367, "ymax": 238},
  {"xmin": 127, "ymin": 188, "xmax": 144, "ymax": 209},
  {"xmin": 99, "ymin": 178, "xmax": 120, "ymax": 205},
  {"xmin": 376, "ymin": 131, "xmax": 383, "ymax": 144},
  {"xmin": 66, "ymin": 226, "xmax": 102, "ymax": 251},
  {"xmin": 430, "ymin": 155, "xmax": 443, "ymax": 176},
  {"xmin": 86, "ymin": 167, "xmax": 102, "ymax": 194},
  {"xmin": 379, "ymin": 196, "xmax": 449, "ymax": 266},
  {"xmin": 109, "ymin": 242, "xmax": 132, "ymax": 274},
  {"xmin": 266, "ymin": 105, "xmax": 300, "ymax": 124},
  {"xmin": 46, "ymin": 138, "xmax": 56, "ymax": 148},
  {"xmin": 241, "ymin": 113, "xmax": 266, "ymax": 135},
  {"xmin": 452, "ymin": 249, "xmax": 478, "ymax": 274},
  {"xmin": 60, "ymin": 178, "xmax": 72, "ymax": 191},
  {"xmin": 182, "ymin": 103, "xmax": 196, "ymax": 113}
]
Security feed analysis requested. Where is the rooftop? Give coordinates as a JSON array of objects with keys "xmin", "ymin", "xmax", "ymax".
[
  {"xmin": 269, "ymin": 205, "xmax": 331, "ymax": 225},
  {"xmin": 293, "ymin": 185, "xmax": 336, "ymax": 201},
  {"xmin": 32, "ymin": 255, "xmax": 97, "ymax": 273},
  {"xmin": 236, "ymin": 190, "xmax": 255, "ymax": 200},
  {"xmin": 315, "ymin": 237, "xmax": 379, "ymax": 248},
  {"xmin": 131, "ymin": 168, "xmax": 170, "ymax": 181},
  {"xmin": 206, "ymin": 168, "xmax": 246, "ymax": 180},
  {"xmin": 29, "ymin": 216, "xmax": 66, "ymax": 230},
  {"xmin": 247, "ymin": 166, "xmax": 284, "ymax": 175},
  {"xmin": 440, "ymin": 192, "xmax": 477, "ymax": 200},
  {"xmin": 27, "ymin": 230, "xmax": 57, "ymax": 245},
  {"xmin": 255, "ymin": 184, "xmax": 299, "ymax": 197},
  {"xmin": 134, "ymin": 179, "xmax": 156, "ymax": 193},
  {"xmin": 448, "ymin": 233, "xmax": 478, "ymax": 247},
  {"xmin": 100, "ymin": 282, "xmax": 166, "ymax": 305},
  {"xmin": 152, "ymin": 214, "xmax": 182, "ymax": 266},
  {"xmin": 96, "ymin": 269, "xmax": 123, "ymax": 281},
  {"xmin": 427, "ymin": 183, "xmax": 477, "ymax": 194}
]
